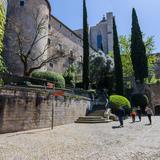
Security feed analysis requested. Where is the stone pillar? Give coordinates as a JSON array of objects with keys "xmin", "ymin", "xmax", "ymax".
[{"xmin": 107, "ymin": 12, "xmax": 113, "ymax": 53}]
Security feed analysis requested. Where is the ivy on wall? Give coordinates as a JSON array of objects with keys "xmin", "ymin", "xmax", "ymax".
[{"xmin": 0, "ymin": 3, "xmax": 6, "ymax": 72}]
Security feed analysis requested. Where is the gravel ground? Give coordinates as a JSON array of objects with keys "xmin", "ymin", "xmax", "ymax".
[{"xmin": 0, "ymin": 116, "xmax": 160, "ymax": 160}]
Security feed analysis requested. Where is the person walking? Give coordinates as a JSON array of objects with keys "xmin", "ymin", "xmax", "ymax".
[
  {"xmin": 145, "ymin": 106, "xmax": 153, "ymax": 125},
  {"xmin": 137, "ymin": 106, "xmax": 142, "ymax": 122},
  {"xmin": 117, "ymin": 107, "xmax": 125, "ymax": 127},
  {"xmin": 130, "ymin": 109, "xmax": 136, "ymax": 123}
]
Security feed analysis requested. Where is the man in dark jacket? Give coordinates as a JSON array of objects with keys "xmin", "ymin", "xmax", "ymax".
[{"xmin": 118, "ymin": 107, "xmax": 125, "ymax": 127}]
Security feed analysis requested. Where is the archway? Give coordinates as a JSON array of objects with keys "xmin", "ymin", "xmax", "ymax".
[{"xmin": 154, "ymin": 105, "xmax": 160, "ymax": 116}]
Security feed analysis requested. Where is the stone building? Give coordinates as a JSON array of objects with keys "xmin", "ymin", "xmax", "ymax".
[
  {"xmin": 47, "ymin": 16, "xmax": 84, "ymax": 74},
  {"xmin": 75, "ymin": 12, "xmax": 114, "ymax": 54},
  {"xmin": 4, "ymin": 0, "xmax": 51, "ymax": 75},
  {"xmin": 47, "ymin": 15, "xmax": 97, "ymax": 78},
  {"xmin": 3, "ymin": 0, "xmax": 98, "ymax": 77}
]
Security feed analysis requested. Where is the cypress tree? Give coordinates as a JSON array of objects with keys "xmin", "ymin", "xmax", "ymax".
[
  {"xmin": 82, "ymin": 0, "xmax": 89, "ymax": 90},
  {"xmin": 131, "ymin": 8, "xmax": 148, "ymax": 83},
  {"xmin": 113, "ymin": 17, "xmax": 124, "ymax": 95}
]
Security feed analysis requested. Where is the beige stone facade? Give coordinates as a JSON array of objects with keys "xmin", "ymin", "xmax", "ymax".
[
  {"xmin": 4, "ymin": 0, "xmax": 50, "ymax": 75},
  {"xmin": 4, "ymin": 0, "xmax": 97, "ymax": 77},
  {"xmin": 75, "ymin": 12, "xmax": 114, "ymax": 54},
  {"xmin": 47, "ymin": 16, "xmax": 97, "ymax": 77},
  {"xmin": 47, "ymin": 16, "xmax": 84, "ymax": 74}
]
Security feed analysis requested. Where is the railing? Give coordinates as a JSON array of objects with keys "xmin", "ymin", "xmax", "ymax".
[{"xmin": 0, "ymin": 73, "xmax": 54, "ymax": 89}]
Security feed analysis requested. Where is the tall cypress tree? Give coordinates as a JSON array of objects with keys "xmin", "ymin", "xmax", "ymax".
[
  {"xmin": 82, "ymin": 0, "xmax": 89, "ymax": 90},
  {"xmin": 113, "ymin": 17, "xmax": 124, "ymax": 95},
  {"xmin": 131, "ymin": 8, "xmax": 148, "ymax": 83}
]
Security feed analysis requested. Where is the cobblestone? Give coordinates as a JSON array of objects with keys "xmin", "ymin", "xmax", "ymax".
[{"xmin": 0, "ymin": 117, "xmax": 160, "ymax": 160}]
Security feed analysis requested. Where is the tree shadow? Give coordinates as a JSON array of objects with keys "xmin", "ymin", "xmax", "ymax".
[
  {"xmin": 112, "ymin": 126, "xmax": 121, "ymax": 129},
  {"xmin": 129, "ymin": 120, "xmax": 140, "ymax": 124},
  {"xmin": 145, "ymin": 124, "xmax": 151, "ymax": 126}
]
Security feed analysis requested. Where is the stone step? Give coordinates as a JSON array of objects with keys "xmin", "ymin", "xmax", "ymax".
[
  {"xmin": 77, "ymin": 117, "xmax": 105, "ymax": 121},
  {"xmin": 88, "ymin": 110, "xmax": 105, "ymax": 116},
  {"xmin": 75, "ymin": 119, "xmax": 112, "ymax": 123},
  {"xmin": 79, "ymin": 116, "xmax": 104, "ymax": 119},
  {"xmin": 75, "ymin": 116, "xmax": 112, "ymax": 123}
]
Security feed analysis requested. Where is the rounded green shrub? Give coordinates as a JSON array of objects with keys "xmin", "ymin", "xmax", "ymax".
[
  {"xmin": 32, "ymin": 71, "xmax": 65, "ymax": 88},
  {"xmin": 109, "ymin": 95, "xmax": 131, "ymax": 112}
]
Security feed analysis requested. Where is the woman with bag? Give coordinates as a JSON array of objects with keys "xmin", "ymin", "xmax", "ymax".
[{"xmin": 145, "ymin": 106, "xmax": 153, "ymax": 125}]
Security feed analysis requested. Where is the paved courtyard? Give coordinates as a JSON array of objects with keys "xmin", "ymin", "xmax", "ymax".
[{"xmin": 0, "ymin": 117, "xmax": 160, "ymax": 160}]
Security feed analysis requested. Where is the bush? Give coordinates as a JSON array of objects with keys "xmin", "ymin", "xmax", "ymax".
[
  {"xmin": 32, "ymin": 71, "xmax": 65, "ymax": 88},
  {"xmin": 0, "ymin": 3, "xmax": 6, "ymax": 72},
  {"xmin": 0, "ymin": 78, "xmax": 4, "ymax": 86},
  {"xmin": 131, "ymin": 94, "xmax": 149, "ymax": 112},
  {"xmin": 109, "ymin": 95, "xmax": 131, "ymax": 113},
  {"xmin": 63, "ymin": 64, "xmax": 76, "ymax": 87}
]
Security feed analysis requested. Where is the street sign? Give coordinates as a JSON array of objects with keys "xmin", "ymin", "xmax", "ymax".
[
  {"xmin": 47, "ymin": 82, "xmax": 55, "ymax": 89},
  {"xmin": 53, "ymin": 90, "xmax": 64, "ymax": 97}
]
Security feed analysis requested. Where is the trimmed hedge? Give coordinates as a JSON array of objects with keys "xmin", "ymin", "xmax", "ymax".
[
  {"xmin": 32, "ymin": 71, "xmax": 65, "ymax": 88},
  {"xmin": 109, "ymin": 95, "xmax": 131, "ymax": 112}
]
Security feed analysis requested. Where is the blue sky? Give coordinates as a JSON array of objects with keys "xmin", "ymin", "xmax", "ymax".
[{"xmin": 49, "ymin": 0, "xmax": 160, "ymax": 53}]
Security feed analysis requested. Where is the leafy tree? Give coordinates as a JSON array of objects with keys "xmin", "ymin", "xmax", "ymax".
[
  {"xmin": 120, "ymin": 36, "xmax": 133, "ymax": 78},
  {"xmin": 144, "ymin": 36, "xmax": 155, "ymax": 55},
  {"xmin": 82, "ymin": 0, "xmax": 90, "ymax": 90},
  {"xmin": 113, "ymin": 17, "xmax": 124, "ymax": 95},
  {"xmin": 63, "ymin": 64, "xmax": 77, "ymax": 87},
  {"xmin": 0, "ymin": 3, "xmax": 6, "ymax": 72},
  {"xmin": 131, "ymin": 8, "xmax": 148, "ymax": 83},
  {"xmin": 90, "ymin": 51, "xmax": 114, "ymax": 94},
  {"xmin": 120, "ymin": 35, "xmax": 155, "ymax": 79}
]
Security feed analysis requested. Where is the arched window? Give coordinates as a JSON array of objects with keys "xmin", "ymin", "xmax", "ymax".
[
  {"xmin": 20, "ymin": 0, "xmax": 25, "ymax": 6},
  {"xmin": 97, "ymin": 34, "xmax": 103, "ymax": 50},
  {"xmin": 70, "ymin": 50, "xmax": 73, "ymax": 57},
  {"xmin": 58, "ymin": 43, "xmax": 63, "ymax": 50}
]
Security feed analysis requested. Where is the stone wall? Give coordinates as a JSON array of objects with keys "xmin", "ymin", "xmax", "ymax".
[
  {"xmin": 0, "ymin": 87, "xmax": 90, "ymax": 133},
  {"xmin": 149, "ymin": 84, "xmax": 160, "ymax": 106}
]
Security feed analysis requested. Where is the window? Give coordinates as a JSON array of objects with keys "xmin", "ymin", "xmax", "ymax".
[
  {"xmin": 20, "ymin": 0, "xmax": 24, "ymax": 6},
  {"xmin": 46, "ymin": 15, "xmax": 49, "ymax": 20},
  {"xmin": 80, "ymin": 56, "xmax": 83, "ymax": 62},
  {"xmin": 49, "ymin": 63, "xmax": 53, "ymax": 68},
  {"xmin": 97, "ymin": 34, "xmax": 102, "ymax": 50},
  {"xmin": 70, "ymin": 50, "xmax": 73, "ymax": 57},
  {"xmin": 48, "ymin": 38, "xmax": 51, "ymax": 45},
  {"xmin": 58, "ymin": 44, "xmax": 63, "ymax": 50},
  {"xmin": 48, "ymin": 24, "xmax": 51, "ymax": 30}
]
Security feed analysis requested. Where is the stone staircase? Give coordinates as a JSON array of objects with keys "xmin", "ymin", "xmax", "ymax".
[
  {"xmin": 75, "ymin": 104, "xmax": 112, "ymax": 123},
  {"xmin": 75, "ymin": 116, "xmax": 112, "ymax": 123},
  {"xmin": 75, "ymin": 91, "xmax": 113, "ymax": 123},
  {"xmin": 88, "ymin": 109, "xmax": 105, "ymax": 116}
]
